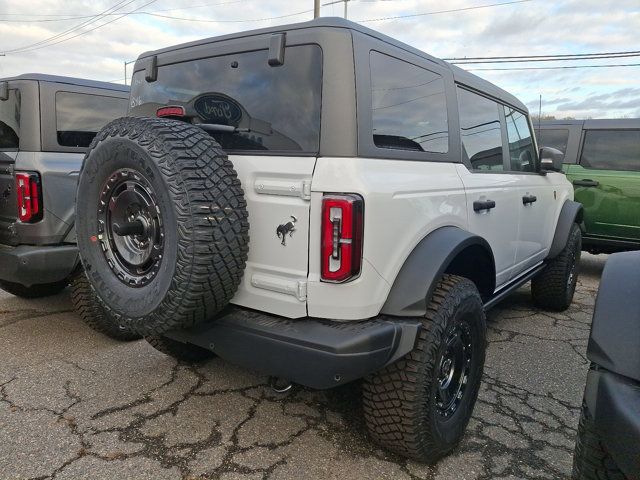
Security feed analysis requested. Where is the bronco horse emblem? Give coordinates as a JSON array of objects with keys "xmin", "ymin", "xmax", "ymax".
[{"xmin": 276, "ymin": 216, "xmax": 297, "ymax": 246}]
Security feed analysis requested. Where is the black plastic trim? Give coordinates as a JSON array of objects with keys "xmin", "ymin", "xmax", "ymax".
[
  {"xmin": 165, "ymin": 307, "xmax": 421, "ymax": 390},
  {"xmin": 587, "ymin": 252, "xmax": 640, "ymax": 382},
  {"xmin": 0, "ymin": 243, "xmax": 78, "ymax": 286},
  {"xmin": 583, "ymin": 368, "xmax": 640, "ymax": 477},
  {"xmin": 380, "ymin": 226, "xmax": 496, "ymax": 316},
  {"xmin": 483, "ymin": 264, "xmax": 544, "ymax": 310},
  {"xmin": 548, "ymin": 200, "xmax": 583, "ymax": 259}
]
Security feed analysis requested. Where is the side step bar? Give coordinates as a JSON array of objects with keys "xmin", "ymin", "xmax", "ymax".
[{"xmin": 484, "ymin": 263, "xmax": 545, "ymax": 310}]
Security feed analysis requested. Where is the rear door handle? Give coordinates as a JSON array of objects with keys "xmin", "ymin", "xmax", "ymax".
[
  {"xmin": 473, "ymin": 199, "xmax": 496, "ymax": 212},
  {"xmin": 573, "ymin": 179, "xmax": 599, "ymax": 187},
  {"xmin": 522, "ymin": 194, "xmax": 537, "ymax": 205}
]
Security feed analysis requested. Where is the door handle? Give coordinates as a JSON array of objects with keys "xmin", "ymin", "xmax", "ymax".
[
  {"xmin": 473, "ymin": 199, "xmax": 496, "ymax": 212},
  {"xmin": 522, "ymin": 194, "xmax": 537, "ymax": 205},
  {"xmin": 573, "ymin": 179, "xmax": 599, "ymax": 187}
]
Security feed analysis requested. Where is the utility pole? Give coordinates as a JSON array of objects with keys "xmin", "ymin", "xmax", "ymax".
[
  {"xmin": 314, "ymin": 0, "xmax": 320, "ymax": 18},
  {"xmin": 124, "ymin": 61, "xmax": 127, "ymax": 86},
  {"xmin": 344, "ymin": 0, "xmax": 349, "ymax": 19}
]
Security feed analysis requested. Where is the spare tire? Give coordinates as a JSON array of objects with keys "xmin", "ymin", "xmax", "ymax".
[{"xmin": 76, "ymin": 117, "xmax": 249, "ymax": 336}]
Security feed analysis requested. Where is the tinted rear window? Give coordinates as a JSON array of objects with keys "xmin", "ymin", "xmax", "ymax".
[
  {"xmin": 370, "ymin": 51, "xmax": 448, "ymax": 153},
  {"xmin": 129, "ymin": 45, "xmax": 323, "ymax": 154},
  {"xmin": 457, "ymin": 88, "xmax": 503, "ymax": 171},
  {"xmin": 56, "ymin": 92, "xmax": 128, "ymax": 148},
  {"xmin": 0, "ymin": 88, "xmax": 20, "ymax": 150},
  {"xmin": 580, "ymin": 129, "xmax": 640, "ymax": 171},
  {"xmin": 536, "ymin": 128, "xmax": 569, "ymax": 155}
]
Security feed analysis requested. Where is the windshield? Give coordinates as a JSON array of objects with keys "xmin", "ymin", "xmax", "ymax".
[
  {"xmin": 0, "ymin": 88, "xmax": 20, "ymax": 150},
  {"xmin": 129, "ymin": 45, "xmax": 323, "ymax": 154}
]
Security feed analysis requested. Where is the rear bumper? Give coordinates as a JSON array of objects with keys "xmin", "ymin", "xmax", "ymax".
[
  {"xmin": 165, "ymin": 307, "xmax": 421, "ymax": 390},
  {"xmin": 584, "ymin": 368, "xmax": 640, "ymax": 476},
  {"xmin": 0, "ymin": 243, "xmax": 79, "ymax": 286}
]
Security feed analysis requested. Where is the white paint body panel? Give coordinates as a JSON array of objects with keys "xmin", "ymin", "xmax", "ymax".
[{"xmin": 308, "ymin": 157, "xmax": 468, "ymax": 320}]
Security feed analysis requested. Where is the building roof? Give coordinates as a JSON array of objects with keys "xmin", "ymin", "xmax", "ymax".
[{"xmin": 0, "ymin": 73, "xmax": 129, "ymax": 92}]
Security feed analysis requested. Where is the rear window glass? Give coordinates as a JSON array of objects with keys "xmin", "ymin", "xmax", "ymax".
[
  {"xmin": 56, "ymin": 92, "xmax": 128, "ymax": 148},
  {"xmin": 370, "ymin": 51, "xmax": 448, "ymax": 153},
  {"xmin": 457, "ymin": 88, "xmax": 503, "ymax": 171},
  {"xmin": 129, "ymin": 45, "xmax": 323, "ymax": 154},
  {"xmin": 0, "ymin": 88, "xmax": 20, "ymax": 150},
  {"xmin": 536, "ymin": 128, "xmax": 569, "ymax": 155},
  {"xmin": 580, "ymin": 130, "xmax": 640, "ymax": 171}
]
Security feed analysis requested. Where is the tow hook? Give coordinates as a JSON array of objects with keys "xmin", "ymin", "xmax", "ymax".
[{"xmin": 269, "ymin": 376, "xmax": 293, "ymax": 393}]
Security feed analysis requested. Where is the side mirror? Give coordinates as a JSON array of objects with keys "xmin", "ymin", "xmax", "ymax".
[
  {"xmin": 539, "ymin": 146, "xmax": 564, "ymax": 173},
  {"xmin": 0, "ymin": 82, "xmax": 8, "ymax": 101}
]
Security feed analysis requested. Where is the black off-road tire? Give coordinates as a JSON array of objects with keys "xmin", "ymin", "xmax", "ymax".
[
  {"xmin": 572, "ymin": 400, "xmax": 626, "ymax": 480},
  {"xmin": 76, "ymin": 117, "xmax": 249, "ymax": 336},
  {"xmin": 532, "ymin": 222, "xmax": 581, "ymax": 311},
  {"xmin": 0, "ymin": 279, "xmax": 67, "ymax": 298},
  {"xmin": 69, "ymin": 270, "xmax": 141, "ymax": 341},
  {"xmin": 362, "ymin": 274, "xmax": 487, "ymax": 463},
  {"xmin": 146, "ymin": 335, "xmax": 214, "ymax": 363}
]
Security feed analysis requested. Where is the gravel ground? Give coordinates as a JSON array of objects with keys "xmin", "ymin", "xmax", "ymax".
[{"xmin": 0, "ymin": 253, "xmax": 606, "ymax": 480}]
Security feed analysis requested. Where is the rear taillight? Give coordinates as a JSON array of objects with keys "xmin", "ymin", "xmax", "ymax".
[
  {"xmin": 15, "ymin": 172, "xmax": 42, "ymax": 223},
  {"xmin": 321, "ymin": 194, "xmax": 364, "ymax": 283}
]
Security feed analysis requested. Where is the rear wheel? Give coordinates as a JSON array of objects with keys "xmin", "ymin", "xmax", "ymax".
[
  {"xmin": 532, "ymin": 222, "xmax": 581, "ymax": 311},
  {"xmin": 362, "ymin": 275, "xmax": 486, "ymax": 463},
  {"xmin": 0, "ymin": 279, "xmax": 67, "ymax": 298},
  {"xmin": 75, "ymin": 117, "xmax": 249, "ymax": 336},
  {"xmin": 69, "ymin": 270, "xmax": 141, "ymax": 341},
  {"xmin": 146, "ymin": 335, "xmax": 214, "ymax": 363}
]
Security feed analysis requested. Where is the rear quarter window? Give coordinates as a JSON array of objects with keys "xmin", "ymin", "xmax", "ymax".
[
  {"xmin": 56, "ymin": 92, "xmax": 128, "ymax": 148},
  {"xmin": 0, "ymin": 88, "xmax": 20, "ymax": 150},
  {"xmin": 580, "ymin": 130, "xmax": 640, "ymax": 172},
  {"xmin": 129, "ymin": 45, "xmax": 323, "ymax": 154}
]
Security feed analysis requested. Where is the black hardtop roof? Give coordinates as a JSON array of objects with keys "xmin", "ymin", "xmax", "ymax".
[
  {"xmin": 136, "ymin": 17, "xmax": 527, "ymax": 112},
  {"xmin": 539, "ymin": 118, "xmax": 640, "ymax": 129},
  {"xmin": 0, "ymin": 73, "xmax": 129, "ymax": 93}
]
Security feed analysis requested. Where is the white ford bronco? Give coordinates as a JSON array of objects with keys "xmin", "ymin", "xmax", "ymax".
[{"xmin": 74, "ymin": 18, "xmax": 582, "ymax": 462}]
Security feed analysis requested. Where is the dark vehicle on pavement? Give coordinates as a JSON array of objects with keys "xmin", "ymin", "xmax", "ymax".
[{"xmin": 573, "ymin": 251, "xmax": 640, "ymax": 479}]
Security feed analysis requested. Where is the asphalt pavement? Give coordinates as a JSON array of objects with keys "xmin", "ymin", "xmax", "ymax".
[{"xmin": 0, "ymin": 253, "xmax": 606, "ymax": 479}]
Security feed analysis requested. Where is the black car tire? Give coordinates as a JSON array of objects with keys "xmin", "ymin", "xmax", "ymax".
[
  {"xmin": 76, "ymin": 117, "xmax": 249, "ymax": 336},
  {"xmin": 69, "ymin": 270, "xmax": 141, "ymax": 341},
  {"xmin": 362, "ymin": 274, "xmax": 487, "ymax": 463},
  {"xmin": 146, "ymin": 335, "xmax": 215, "ymax": 363},
  {"xmin": 532, "ymin": 222, "xmax": 581, "ymax": 311},
  {"xmin": 0, "ymin": 279, "xmax": 67, "ymax": 298},
  {"xmin": 572, "ymin": 400, "xmax": 626, "ymax": 480}
]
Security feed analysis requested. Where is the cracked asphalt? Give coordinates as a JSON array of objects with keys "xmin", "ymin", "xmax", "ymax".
[{"xmin": 0, "ymin": 253, "xmax": 605, "ymax": 480}]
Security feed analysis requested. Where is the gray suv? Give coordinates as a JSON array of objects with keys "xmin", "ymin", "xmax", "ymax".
[{"xmin": 0, "ymin": 74, "xmax": 128, "ymax": 298}]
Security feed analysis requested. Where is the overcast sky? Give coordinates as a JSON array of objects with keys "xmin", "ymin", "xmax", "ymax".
[{"xmin": 0, "ymin": 0, "xmax": 638, "ymax": 119}]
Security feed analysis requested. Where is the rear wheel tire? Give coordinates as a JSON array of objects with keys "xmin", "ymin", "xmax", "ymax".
[
  {"xmin": 362, "ymin": 274, "xmax": 486, "ymax": 463},
  {"xmin": 75, "ymin": 117, "xmax": 249, "ymax": 336},
  {"xmin": 532, "ymin": 222, "xmax": 581, "ymax": 311},
  {"xmin": 70, "ymin": 270, "xmax": 141, "ymax": 341},
  {"xmin": 0, "ymin": 279, "xmax": 67, "ymax": 298},
  {"xmin": 146, "ymin": 335, "xmax": 214, "ymax": 363},
  {"xmin": 572, "ymin": 399, "xmax": 626, "ymax": 480}
]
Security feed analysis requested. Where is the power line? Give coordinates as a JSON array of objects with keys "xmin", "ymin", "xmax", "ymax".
[
  {"xmin": 2, "ymin": 0, "xmax": 157, "ymax": 54},
  {"xmin": 444, "ymin": 49, "xmax": 640, "ymax": 61},
  {"xmin": 357, "ymin": 0, "xmax": 533, "ymax": 22},
  {"xmin": 466, "ymin": 63, "xmax": 640, "ymax": 71}
]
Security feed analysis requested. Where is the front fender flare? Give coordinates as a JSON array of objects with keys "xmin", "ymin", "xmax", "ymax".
[
  {"xmin": 380, "ymin": 226, "xmax": 495, "ymax": 317},
  {"xmin": 548, "ymin": 200, "xmax": 583, "ymax": 259}
]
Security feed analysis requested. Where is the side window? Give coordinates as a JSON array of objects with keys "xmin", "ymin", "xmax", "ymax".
[
  {"xmin": 457, "ymin": 88, "xmax": 503, "ymax": 171},
  {"xmin": 504, "ymin": 107, "xmax": 538, "ymax": 172},
  {"xmin": 370, "ymin": 51, "xmax": 448, "ymax": 154},
  {"xmin": 0, "ymin": 88, "xmax": 20, "ymax": 150},
  {"xmin": 536, "ymin": 128, "xmax": 569, "ymax": 155},
  {"xmin": 56, "ymin": 92, "xmax": 127, "ymax": 148},
  {"xmin": 580, "ymin": 130, "xmax": 640, "ymax": 172}
]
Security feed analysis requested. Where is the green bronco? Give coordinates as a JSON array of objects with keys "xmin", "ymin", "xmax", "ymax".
[{"xmin": 537, "ymin": 120, "xmax": 640, "ymax": 254}]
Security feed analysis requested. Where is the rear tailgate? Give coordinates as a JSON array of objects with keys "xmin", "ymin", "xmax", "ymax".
[{"xmin": 0, "ymin": 152, "xmax": 17, "ymax": 245}]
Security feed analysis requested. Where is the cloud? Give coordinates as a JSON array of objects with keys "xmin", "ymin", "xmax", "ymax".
[{"xmin": 0, "ymin": 0, "xmax": 638, "ymax": 118}]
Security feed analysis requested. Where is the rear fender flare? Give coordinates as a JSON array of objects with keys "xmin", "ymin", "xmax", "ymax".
[{"xmin": 380, "ymin": 226, "xmax": 495, "ymax": 316}]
